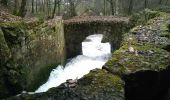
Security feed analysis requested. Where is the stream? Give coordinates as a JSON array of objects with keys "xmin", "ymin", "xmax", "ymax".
[{"xmin": 35, "ymin": 34, "xmax": 111, "ymax": 93}]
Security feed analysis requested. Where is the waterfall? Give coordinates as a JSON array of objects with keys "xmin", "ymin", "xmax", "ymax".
[{"xmin": 35, "ymin": 34, "xmax": 111, "ymax": 93}]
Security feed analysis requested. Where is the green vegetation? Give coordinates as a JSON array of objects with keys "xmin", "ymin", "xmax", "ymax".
[
  {"xmin": 78, "ymin": 69, "xmax": 124, "ymax": 92},
  {"xmin": 130, "ymin": 9, "xmax": 161, "ymax": 27},
  {"xmin": 105, "ymin": 43, "xmax": 170, "ymax": 75},
  {"xmin": 104, "ymin": 11, "xmax": 170, "ymax": 76}
]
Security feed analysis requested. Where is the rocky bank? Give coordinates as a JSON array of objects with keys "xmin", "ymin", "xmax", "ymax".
[
  {"xmin": 0, "ymin": 12, "xmax": 65, "ymax": 98},
  {"xmin": 103, "ymin": 10, "xmax": 170, "ymax": 100}
]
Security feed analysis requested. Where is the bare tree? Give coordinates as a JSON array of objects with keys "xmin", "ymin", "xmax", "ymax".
[
  {"xmin": 165, "ymin": 0, "xmax": 169, "ymax": 5},
  {"xmin": 104, "ymin": 0, "xmax": 106, "ymax": 15},
  {"xmin": 52, "ymin": 0, "xmax": 61, "ymax": 18},
  {"xmin": 18, "ymin": 0, "xmax": 27, "ymax": 17},
  {"xmin": 68, "ymin": 0, "xmax": 77, "ymax": 17},
  {"xmin": 32, "ymin": 0, "xmax": 34, "ymax": 13},
  {"xmin": 144, "ymin": 0, "xmax": 148, "ymax": 8},
  {"xmin": 35, "ymin": 0, "xmax": 38, "ymax": 13},
  {"xmin": 13, "ymin": 0, "xmax": 19, "ymax": 14},
  {"xmin": 159, "ymin": 0, "xmax": 163, "ymax": 4},
  {"xmin": 57, "ymin": 0, "xmax": 61, "ymax": 16},
  {"xmin": 106, "ymin": 0, "xmax": 115, "ymax": 15},
  {"xmin": 128, "ymin": 0, "xmax": 134, "ymax": 15}
]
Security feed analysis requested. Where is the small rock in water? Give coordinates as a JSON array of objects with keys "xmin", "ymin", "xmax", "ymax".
[
  {"xmin": 65, "ymin": 79, "xmax": 78, "ymax": 88},
  {"xmin": 66, "ymin": 79, "xmax": 78, "ymax": 84}
]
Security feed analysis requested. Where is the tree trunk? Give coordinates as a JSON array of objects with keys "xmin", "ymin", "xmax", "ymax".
[
  {"xmin": 115, "ymin": 0, "xmax": 119, "ymax": 15},
  {"xmin": 104, "ymin": 0, "xmax": 106, "ymax": 15},
  {"xmin": 47, "ymin": 0, "xmax": 49, "ymax": 16},
  {"xmin": 13, "ymin": 0, "xmax": 18, "ymax": 15},
  {"xmin": 39, "ymin": 0, "xmax": 43, "ymax": 12},
  {"xmin": 144, "ymin": 0, "xmax": 148, "ymax": 8},
  {"xmin": 159, "ymin": 0, "xmax": 163, "ymax": 4},
  {"xmin": 32, "ymin": 0, "xmax": 34, "ymax": 13},
  {"xmin": 18, "ymin": 0, "xmax": 27, "ymax": 17},
  {"xmin": 35, "ymin": 0, "xmax": 38, "ymax": 12},
  {"xmin": 165, "ymin": 0, "xmax": 169, "ymax": 5},
  {"xmin": 42, "ymin": 0, "xmax": 45, "ymax": 12},
  {"xmin": 48, "ymin": 0, "xmax": 51, "ymax": 16},
  {"xmin": 68, "ymin": 0, "xmax": 76, "ymax": 17},
  {"xmin": 110, "ymin": 0, "xmax": 114, "ymax": 15},
  {"xmin": 128, "ymin": 0, "xmax": 133, "ymax": 15},
  {"xmin": 52, "ymin": 0, "xmax": 57, "ymax": 18},
  {"xmin": 57, "ymin": 0, "xmax": 61, "ymax": 16}
]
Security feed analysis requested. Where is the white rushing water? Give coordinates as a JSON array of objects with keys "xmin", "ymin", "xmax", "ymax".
[{"xmin": 35, "ymin": 34, "xmax": 111, "ymax": 93}]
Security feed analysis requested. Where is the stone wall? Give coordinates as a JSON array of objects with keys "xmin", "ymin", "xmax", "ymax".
[
  {"xmin": 64, "ymin": 16, "xmax": 129, "ymax": 58},
  {"xmin": 0, "ymin": 17, "xmax": 65, "ymax": 98}
]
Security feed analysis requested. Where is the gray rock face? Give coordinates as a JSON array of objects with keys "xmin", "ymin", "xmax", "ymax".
[{"xmin": 0, "ymin": 17, "xmax": 65, "ymax": 98}]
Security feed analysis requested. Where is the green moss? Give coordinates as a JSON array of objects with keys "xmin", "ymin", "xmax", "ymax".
[
  {"xmin": 160, "ymin": 23, "xmax": 169, "ymax": 31},
  {"xmin": 105, "ymin": 42, "xmax": 170, "ymax": 75},
  {"xmin": 121, "ymin": 33, "xmax": 138, "ymax": 46},
  {"xmin": 60, "ymin": 69, "xmax": 124, "ymax": 100},
  {"xmin": 0, "ymin": 19, "xmax": 43, "ymax": 31},
  {"xmin": 160, "ymin": 32, "xmax": 170, "ymax": 38},
  {"xmin": 0, "ymin": 21, "xmax": 23, "ymax": 28},
  {"xmin": 80, "ymin": 69, "xmax": 124, "ymax": 91},
  {"xmin": 158, "ymin": 20, "xmax": 170, "ymax": 47}
]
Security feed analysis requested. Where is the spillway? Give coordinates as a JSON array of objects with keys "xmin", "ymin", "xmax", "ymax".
[{"xmin": 35, "ymin": 34, "xmax": 111, "ymax": 93}]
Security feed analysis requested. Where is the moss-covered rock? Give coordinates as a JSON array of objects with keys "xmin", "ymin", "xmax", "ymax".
[
  {"xmin": 7, "ymin": 69, "xmax": 124, "ymax": 100},
  {"xmin": 103, "ymin": 11, "xmax": 170, "ymax": 100},
  {"xmin": 0, "ymin": 17, "xmax": 65, "ymax": 98},
  {"xmin": 104, "ymin": 43, "xmax": 170, "ymax": 75}
]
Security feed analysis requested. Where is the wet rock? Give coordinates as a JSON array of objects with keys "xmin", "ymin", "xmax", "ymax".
[
  {"xmin": 66, "ymin": 79, "xmax": 78, "ymax": 84},
  {"xmin": 64, "ymin": 79, "xmax": 78, "ymax": 88}
]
